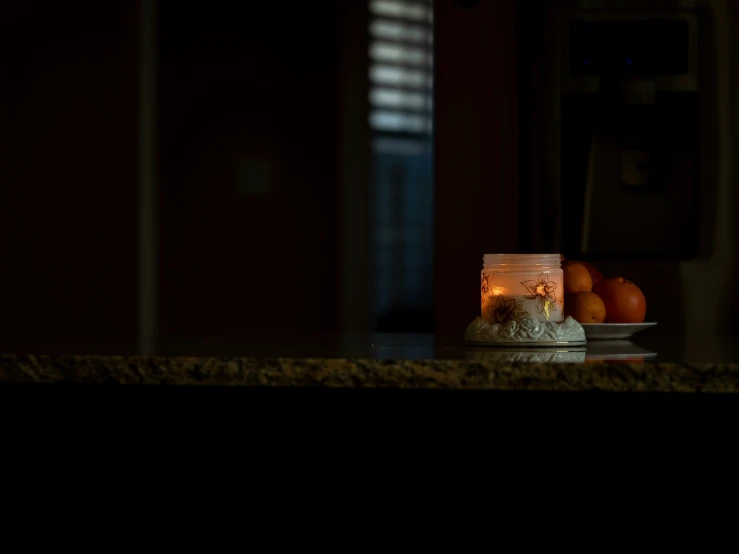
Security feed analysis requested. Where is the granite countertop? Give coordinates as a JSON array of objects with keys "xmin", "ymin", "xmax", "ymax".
[{"xmin": 1, "ymin": 333, "xmax": 738, "ymax": 392}]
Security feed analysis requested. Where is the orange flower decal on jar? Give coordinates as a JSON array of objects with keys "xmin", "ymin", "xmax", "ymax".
[
  {"xmin": 487, "ymin": 294, "xmax": 527, "ymax": 324},
  {"xmin": 480, "ymin": 273, "xmax": 494, "ymax": 302},
  {"xmin": 521, "ymin": 273, "xmax": 558, "ymax": 320}
]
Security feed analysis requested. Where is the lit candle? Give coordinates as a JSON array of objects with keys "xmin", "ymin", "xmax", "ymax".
[{"xmin": 480, "ymin": 254, "xmax": 564, "ymax": 325}]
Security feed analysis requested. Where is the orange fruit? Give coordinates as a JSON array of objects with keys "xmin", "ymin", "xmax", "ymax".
[
  {"xmin": 581, "ymin": 262, "xmax": 603, "ymax": 286},
  {"xmin": 593, "ymin": 277, "xmax": 647, "ymax": 323},
  {"xmin": 562, "ymin": 262, "xmax": 593, "ymax": 294},
  {"xmin": 566, "ymin": 260, "xmax": 603, "ymax": 286},
  {"xmin": 564, "ymin": 291, "xmax": 606, "ymax": 323}
]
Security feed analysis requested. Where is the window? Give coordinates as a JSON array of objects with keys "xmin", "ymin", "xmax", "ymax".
[{"xmin": 369, "ymin": 0, "xmax": 434, "ymax": 331}]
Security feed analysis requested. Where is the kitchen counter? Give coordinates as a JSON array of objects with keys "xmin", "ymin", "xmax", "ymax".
[
  {"xmin": 2, "ymin": 332, "xmax": 738, "ymax": 392},
  {"xmin": 3, "ymin": 332, "xmax": 737, "ymax": 547}
]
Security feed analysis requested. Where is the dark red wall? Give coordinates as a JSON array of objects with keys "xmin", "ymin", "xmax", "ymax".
[
  {"xmin": 0, "ymin": 2, "xmax": 139, "ymax": 346},
  {"xmin": 434, "ymin": 0, "xmax": 521, "ymax": 339},
  {"xmin": 157, "ymin": 2, "xmax": 343, "ymax": 339}
]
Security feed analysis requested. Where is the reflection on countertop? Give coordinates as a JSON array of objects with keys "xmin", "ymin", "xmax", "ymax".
[
  {"xmin": 2, "ymin": 329, "xmax": 733, "ymax": 362},
  {"xmin": 463, "ymin": 340, "xmax": 657, "ymax": 364}
]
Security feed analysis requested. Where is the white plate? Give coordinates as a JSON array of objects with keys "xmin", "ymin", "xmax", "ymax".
[
  {"xmin": 580, "ymin": 322, "xmax": 657, "ymax": 340},
  {"xmin": 584, "ymin": 340, "xmax": 657, "ymax": 360}
]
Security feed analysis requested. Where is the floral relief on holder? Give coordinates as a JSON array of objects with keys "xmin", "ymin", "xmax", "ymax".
[{"xmin": 465, "ymin": 255, "xmax": 587, "ymax": 346}]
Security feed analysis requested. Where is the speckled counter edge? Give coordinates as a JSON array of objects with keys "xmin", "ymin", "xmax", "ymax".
[{"xmin": 1, "ymin": 355, "xmax": 739, "ymax": 392}]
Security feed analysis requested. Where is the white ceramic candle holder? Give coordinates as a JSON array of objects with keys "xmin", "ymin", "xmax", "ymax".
[{"xmin": 464, "ymin": 346, "xmax": 587, "ymax": 363}]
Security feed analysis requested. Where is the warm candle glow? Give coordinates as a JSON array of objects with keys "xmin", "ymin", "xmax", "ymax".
[{"xmin": 481, "ymin": 254, "xmax": 564, "ymax": 325}]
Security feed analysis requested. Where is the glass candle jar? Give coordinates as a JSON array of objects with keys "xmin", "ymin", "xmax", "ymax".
[{"xmin": 480, "ymin": 254, "xmax": 564, "ymax": 325}]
